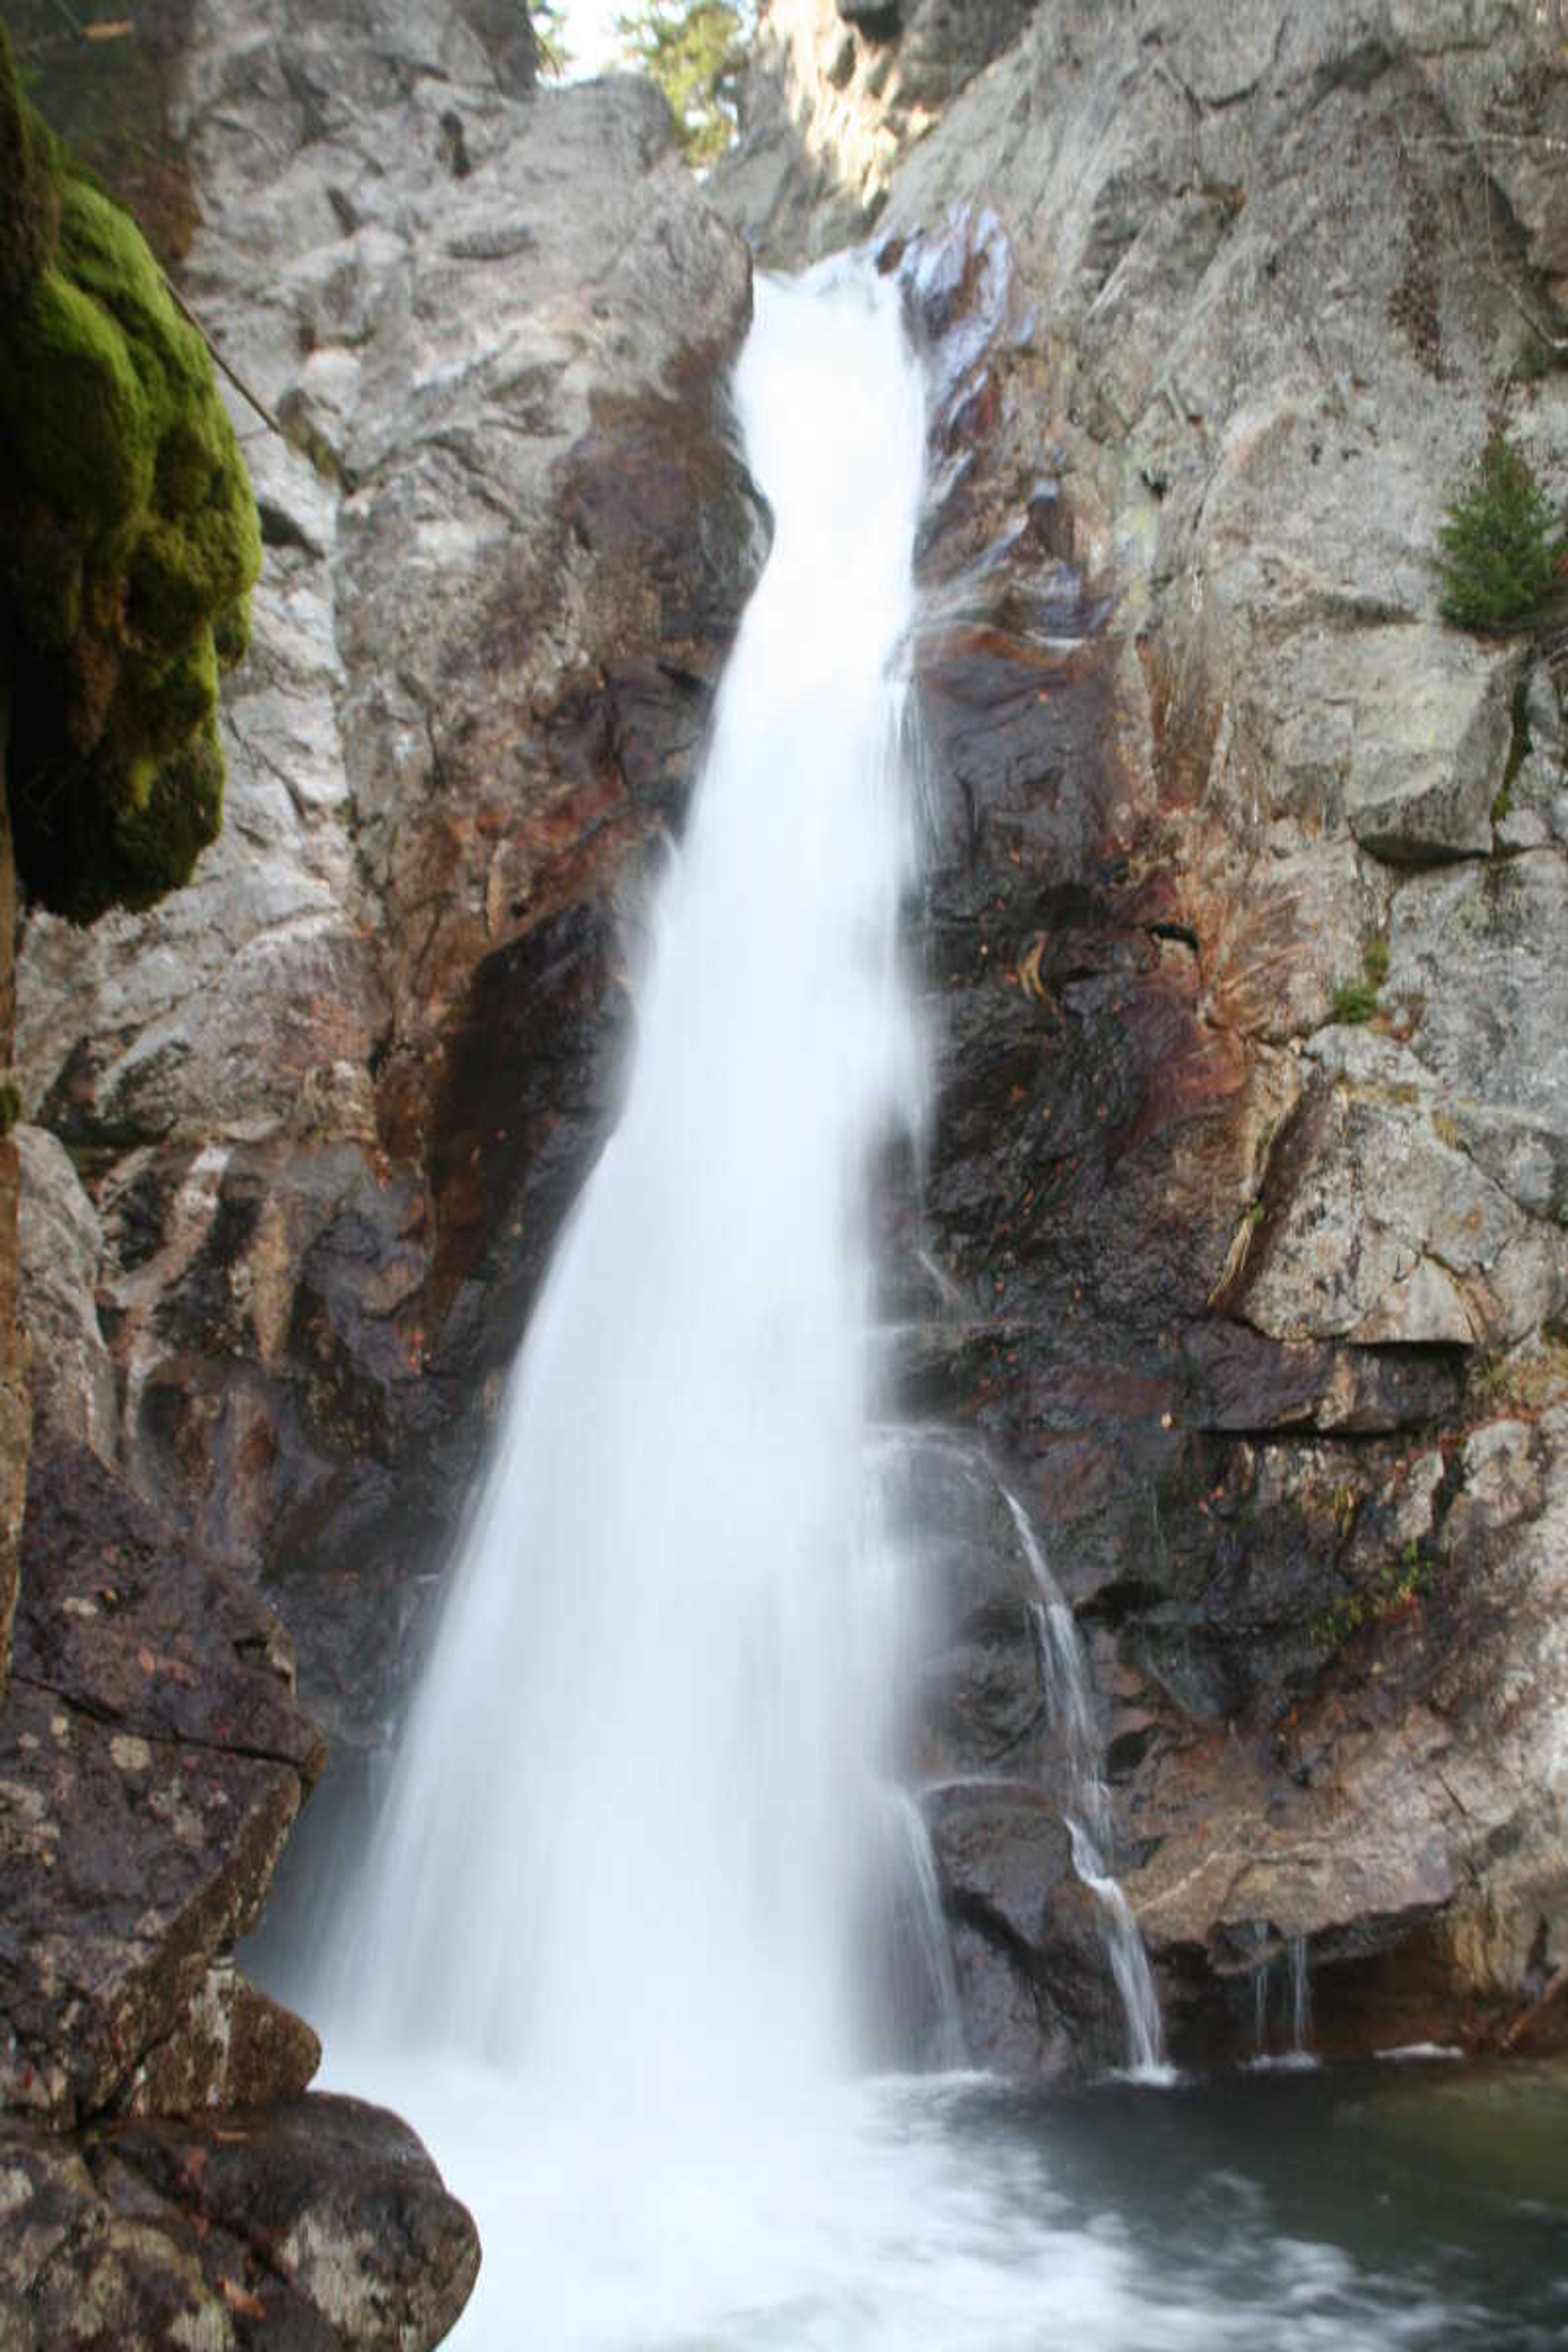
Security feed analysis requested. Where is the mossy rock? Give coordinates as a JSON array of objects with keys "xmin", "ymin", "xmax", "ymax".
[
  {"xmin": 0, "ymin": 27, "xmax": 260, "ymax": 923},
  {"xmin": 0, "ymin": 22, "xmax": 58, "ymax": 296}
]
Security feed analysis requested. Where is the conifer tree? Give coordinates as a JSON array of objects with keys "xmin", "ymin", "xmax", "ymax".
[
  {"xmin": 1436, "ymin": 431, "xmax": 1567, "ymax": 631},
  {"xmin": 615, "ymin": 0, "xmax": 747, "ymax": 166}
]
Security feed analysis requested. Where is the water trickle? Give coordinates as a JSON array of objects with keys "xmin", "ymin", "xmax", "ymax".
[
  {"xmin": 1250, "ymin": 1920, "xmax": 1271, "ymax": 2058},
  {"xmin": 1289, "ymin": 1932, "xmax": 1314, "ymax": 2056},
  {"xmin": 1008, "ymin": 1496, "xmax": 1165, "ymax": 2075},
  {"xmin": 871, "ymin": 1786, "xmax": 968, "ymax": 2070},
  {"xmin": 1245, "ymin": 1924, "xmax": 1316, "ymax": 2069}
]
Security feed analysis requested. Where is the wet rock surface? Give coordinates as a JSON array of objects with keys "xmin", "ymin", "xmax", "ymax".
[
  {"xmin": 0, "ymin": 1425, "xmax": 483, "ymax": 2342},
  {"xmin": 0, "ymin": 2095, "xmax": 478, "ymax": 2351},
  {"xmin": 927, "ymin": 1781, "xmax": 1120, "ymax": 2072},
  {"xmin": 758, "ymin": 0, "xmax": 1568, "ymax": 2063}
]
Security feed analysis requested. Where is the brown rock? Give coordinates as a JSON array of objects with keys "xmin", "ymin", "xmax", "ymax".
[
  {"xmin": 116, "ymin": 1963, "xmax": 321, "ymax": 2120},
  {"xmin": 0, "ymin": 1438, "xmax": 323, "ymax": 2125},
  {"xmin": 0, "ymin": 2096, "xmax": 479, "ymax": 2352}
]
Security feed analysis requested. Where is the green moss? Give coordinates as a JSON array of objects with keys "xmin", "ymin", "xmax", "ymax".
[
  {"xmin": 1362, "ymin": 936, "xmax": 1389, "ymax": 986},
  {"xmin": 0, "ymin": 24, "xmax": 57, "ymax": 297},
  {"xmin": 127, "ymin": 635, "xmax": 220, "ymax": 762},
  {"xmin": 113, "ymin": 716, "xmax": 224, "ymax": 906},
  {"xmin": 0, "ymin": 28, "xmax": 260, "ymax": 924},
  {"xmin": 0, "ymin": 263, "xmax": 153, "ymax": 523}
]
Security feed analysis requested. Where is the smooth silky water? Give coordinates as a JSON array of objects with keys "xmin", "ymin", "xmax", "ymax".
[{"xmin": 282, "ymin": 263, "xmax": 1568, "ymax": 2349}]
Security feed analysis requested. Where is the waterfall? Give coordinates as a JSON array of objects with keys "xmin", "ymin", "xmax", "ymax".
[
  {"xmin": 312, "ymin": 253, "xmax": 951, "ymax": 2277},
  {"xmin": 245, "ymin": 247, "xmax": 1548, "ymax": 2352},
  {"xmin": 1007, "ymin": 1497, "xmax": 1165, "ymax": 2076},
  {"xmin": 1245, "ymin": 1924, "xmax": 1316, "ymax": 2068}
]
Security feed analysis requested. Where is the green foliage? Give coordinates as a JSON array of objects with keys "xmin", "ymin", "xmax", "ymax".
[
  {"xmin": 532, "ymin": 0, "xmax": 573, "ymax": 75},
  {"xmin": 1330, "ymin": 977, "xmax": 1379, "ymax": 1025},
  {"xmin": 1436, "ymin": 430, "xmax": 1567, "ymax": 632},
  {"xmin": 1328, "ymin": 937, "xmax": 1390, "ymax": 1025},
  {"xmin": 1313, "ymin": 1541, "xmax": 1432, "ymax": 1646},
  {"xmin": 616, "ymin": 0, "xmax": 747, "ymax": 165},
  {"xmin": 0, "ymin": 27, "xmax": 259, "ymax": 924}
]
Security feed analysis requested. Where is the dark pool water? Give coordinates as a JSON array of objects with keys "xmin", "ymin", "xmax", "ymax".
[{"xmin": 324, "ymin": 2045, "xmax": 1568, "ymax": 2349}]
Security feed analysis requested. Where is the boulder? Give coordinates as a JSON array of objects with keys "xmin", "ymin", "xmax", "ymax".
[
  {"xmin": 0, "ymin": 2095, "xmax": 478, "ymax": 2351},
  {"xmin": 0, "ymin": 1438, "xmax": 322, "ymax": 2125},
  {"xmin": 927, "ymin": 1779, "xmax": 1120, "ymax": 2071}
]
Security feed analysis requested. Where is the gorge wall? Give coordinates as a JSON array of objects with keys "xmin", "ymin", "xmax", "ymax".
[
  {"xmin": 3, "ymin": 10, "xmax": 1568, "ymax": 2329},
  {"xmin": 715, "ymin": 0, "xmax": 1568, "ymax": 2064},
  {"xmin": 0, "ymin": 0, "xmax": 764, "ymax": 2338}
]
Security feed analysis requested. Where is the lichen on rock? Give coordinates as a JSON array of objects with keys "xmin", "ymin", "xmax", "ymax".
[{"xmin": 0, "ymin": 28, "xmax": 258, "ymax": 925}]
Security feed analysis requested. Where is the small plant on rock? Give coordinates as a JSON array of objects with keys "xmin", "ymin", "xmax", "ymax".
[
  {"xmin": 1313, "ymin": 1541, "xmax": 1433, "ymax": 1646},
  {"xmin": 1435, "ymin": 430, "xmax": 1567, "ymax": 632},
  {"xmin": 1330, "ymin": 977, "xmax": 1378, "ymax": 1025},
  {"xmin": 1328, "ymin": 935, "xmax": 1391, "ymax": 1026}
]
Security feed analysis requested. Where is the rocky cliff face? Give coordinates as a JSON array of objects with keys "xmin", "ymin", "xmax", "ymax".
[
  {"xmin": 7, "ymin": 0, "xmax": 1568, "ymax": 2252},
  {"xmin": 2, "ymin": 0, "xmax": 763, "ymax": 2336},
  {"xmin": 713, "ymin": 0, "xmax": 1568, "ymax": 2063},
  {"xmin": 14, "ymin": 0, "xmax": 762, "ymax": 1750}
]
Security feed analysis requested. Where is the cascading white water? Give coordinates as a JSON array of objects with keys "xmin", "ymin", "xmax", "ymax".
[
  {"xmin": 314, "ymin": 254, "xmax": 947, "ymax": 2315},
  {"xmin": 285, "ymin": 256, "xmax": 1539, "ymax": 2352},
  {"xmin": 1007, "ymin": 1496, "xmax": 1165, "ymax": 2077}
]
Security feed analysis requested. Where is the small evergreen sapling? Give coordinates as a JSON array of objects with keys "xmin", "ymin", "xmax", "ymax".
[{"xmin": 1435, "ymin": 431, "xmax": 1567, "ymax": 632}]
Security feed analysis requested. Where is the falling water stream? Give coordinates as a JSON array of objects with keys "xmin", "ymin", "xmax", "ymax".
[
  {"xmin": 1005, "ymin": 1495, "xmax": 1164, "ymax": 2077},
  {"xmin": 296, "ymin": 262, "xmax": 1568, "ymax": 2352}
]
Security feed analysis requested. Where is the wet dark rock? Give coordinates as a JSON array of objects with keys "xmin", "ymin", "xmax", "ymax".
[
  {"xmin": 117, "ymin": 1964, "xmax": 322, "ymax": 2121},
  {"xmin": 866, "ymin": 156, "xmax": 1568, "ymax": 2065},
  {"xmin": 12, "ymin": 1441, "xmax": 321, "ymax": 1776},
  {"xmin": 0, "ymin": 2096, "xmax": 479, "ymax": 2351},
  {"xmin": 1182, "ymin": 1322, "xmax": 1463, "ymax": 1436},
  {"xmin": 0, "ymin": 1132, "xmax": 26, "ymax": 1712},
  {"xmin": 928, "ymin": 1781, "xmax": 1120, "ymax": 2071},
  {"xmin": 0, "ymin": 1438, "xmax": 322, "ymax": 2126}
]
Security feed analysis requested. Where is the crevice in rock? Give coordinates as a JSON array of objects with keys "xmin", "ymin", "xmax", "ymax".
[{"xmin": 8, "ymin": 1673, "xmax": 316, "ymax": 1780}]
